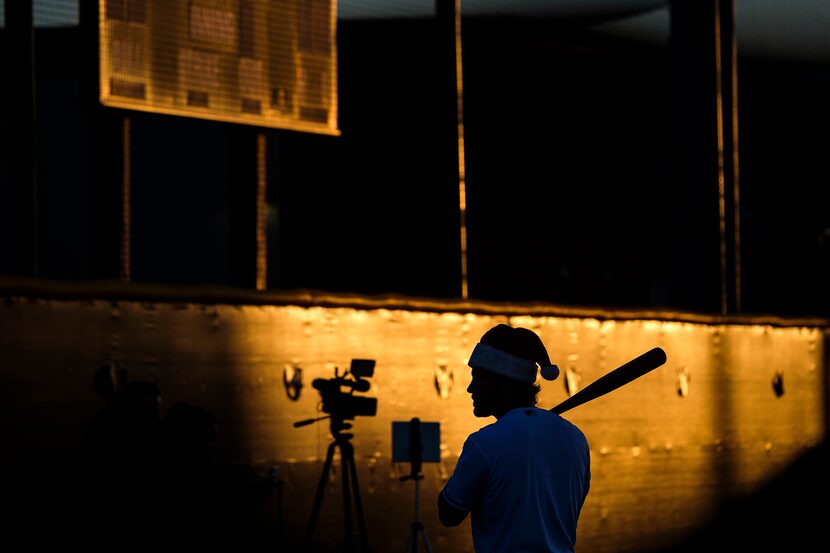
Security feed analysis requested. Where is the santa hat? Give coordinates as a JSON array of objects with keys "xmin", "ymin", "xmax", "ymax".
[{"xmin": 467, "ymin": 324, "xmax": 560, "ymax": 383}]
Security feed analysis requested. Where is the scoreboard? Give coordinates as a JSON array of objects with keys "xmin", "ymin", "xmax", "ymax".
[{"xmin": 99, "ymin": 0, "xmax": 339, "ymax": 135}]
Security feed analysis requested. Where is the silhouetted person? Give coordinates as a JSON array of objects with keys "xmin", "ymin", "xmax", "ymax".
[
  {"xmin": 81, "ymin": 379, "xmax": 164, "ymax": 552},
  {"xmin": 82, "ymin": 363, "xmax": 129, "ymax": 484},
  {"xmin": 438, "ymin": 324, "xmax": 591, "ymax": 553},
  {"xmin": 158, "ymin": 400, "xmax": 226, "ymax": 551}
]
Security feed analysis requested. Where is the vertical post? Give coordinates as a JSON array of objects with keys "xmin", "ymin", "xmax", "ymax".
[
  {"xmin": 5, "ymin": 0, "xmax": 38, "ymax": 277},
  {"xmin": 437, "ymin": 0, "xmax": 468, "ymax": 299},
  {"xmin": 727, "ymin": 0, "xmax": 742, "ymax": 313},
  {"xmin": 89, "ymin": 109, "xmax": 130, "ymax": 280},
  {"xmin": 230, "ymin": 128, "xmax": 267, "ymax": 289},
  {"xmin": 670, "ymin": 0, "xmax": 740, "ymax": 315},
  {"xmin": 715, "ymin": 0, "xmax": 740, "ymax": 314},
  {"xmin": 714, "ymin": 0, "xmax": 728, "ymax": 316},
  {"xmin": 121, "ymin": 116, "xmax": 132, "ymax": 282},
  {"xmin": 256, "ymin": 132, "xmax": 268, "ymax": 290},
  {"xmin": 82, "ymin": 0, "xmax": 129, "ymax": 280}
]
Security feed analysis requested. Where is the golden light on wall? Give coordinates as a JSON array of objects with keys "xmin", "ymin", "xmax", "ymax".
[
  {"xmin": 99, "ymin": 0, "xmax": 339, "ymax": 135},
  {"xmin": 0, "ymin": 295, "xmax": 825, "ymax": 552}
]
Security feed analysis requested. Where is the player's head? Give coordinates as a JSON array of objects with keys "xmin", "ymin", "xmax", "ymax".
[{"xmin": 466, "ymin": 324, "xmax": 559, "ymax": 417}]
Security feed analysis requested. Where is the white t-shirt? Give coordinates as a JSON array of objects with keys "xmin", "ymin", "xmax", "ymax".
[{"xmin": 441, "ymin": 407, "xmax": 591, "ymax": 553}]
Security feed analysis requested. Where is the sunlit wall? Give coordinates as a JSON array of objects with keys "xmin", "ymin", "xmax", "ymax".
[{"xmin": 0, "ymin": 294, "xmax": 825, "ymax": 552}]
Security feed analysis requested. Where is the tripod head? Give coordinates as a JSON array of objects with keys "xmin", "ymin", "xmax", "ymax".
[{"xmin": 294, "ymin": 413, "xmax": 355, "ymax": 440}]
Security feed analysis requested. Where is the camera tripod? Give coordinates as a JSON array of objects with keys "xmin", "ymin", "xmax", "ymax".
[
  {"xmin": 302, "ymin": 418, "xmax": 372, "ymax": 553},
  {"xmin": 400, "ymin": 418, "xmax": 432, "ymax": 553},
  {"xmin": 401, "ymin": 472, "xmax": 432, "ymax": 553}
]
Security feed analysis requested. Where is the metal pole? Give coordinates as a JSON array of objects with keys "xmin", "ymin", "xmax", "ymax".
[
  {"xmin": 256, "ymin": 132, "xmax": 268, "ymax": 290},
  {"xmin": 5, "ymin": 0, "xmax": 38, "ymax": 276},
  {"xmin": 437, "ymin": 0, "xmax": 468, "ymax": 299},
  {"xmin": 121, "ymin": 116, "xmax": 132, "ymax": 282},
  {"xmin": 414, "ymin": 478, "xmax": 421, "ymax": 524}
]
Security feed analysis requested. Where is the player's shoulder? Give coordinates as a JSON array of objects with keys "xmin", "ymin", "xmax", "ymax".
[
  {"xmin": 473, "ymin": 407, "xmax": 543, "ymax": 439},
  {"xmin": 542, "ymin": 407, "xmax": 585, "ymax": 431},
  {"xmin": 552, "ymin": 412, "xmax": 590, "ymax": 450},
  {"xmin": 531, "ymin": 408, "xmax": 590, "ymax": 446},
  {"xmin": 467, "ymin": 419, "xmax": 499, "ymax": 441},
  {"xmin": 464, "ymin": 417, "xmax": 504, "ymax": 448}
]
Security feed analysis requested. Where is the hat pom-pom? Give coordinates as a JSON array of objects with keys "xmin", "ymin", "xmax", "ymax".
[{"xmin": 540, "ymin": 364, "xmax": 560, "ymax": 381}]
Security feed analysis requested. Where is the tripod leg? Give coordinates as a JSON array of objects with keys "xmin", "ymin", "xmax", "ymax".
[
  {"xmin": 420, "ymin": 525, "xmax": 433, "ymax": 553},
  {"xmin": 303, "ymin": 441, "xmax": 338, "ymax": 552},
  {"xmin": 344, "ymin": 442, "xmax": 372, "ymax": 552},
  {"xmin": 341, "ymin": 444, "xmax": 354, "ymax": 552},
  {"xmin": 403, "ymin": 523, "xmax": 415, "ymax": 553},
  {"xmin": 405, "ymin": 523, "xmax": 420, "ymax": 553}
]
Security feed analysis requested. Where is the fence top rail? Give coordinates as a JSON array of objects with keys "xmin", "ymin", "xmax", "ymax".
[{"xmin": 1, "ymin": 275, "xmax": 828, "ymax": 329}]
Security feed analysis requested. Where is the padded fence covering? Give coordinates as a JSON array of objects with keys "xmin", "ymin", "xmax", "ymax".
[{"xmin": 0, "ymin": 296, "xmax": 825, "ymax": 552}]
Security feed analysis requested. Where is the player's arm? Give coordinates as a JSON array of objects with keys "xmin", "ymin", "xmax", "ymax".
[
  {"xmin": 438, "ymin": 489, "xmax": 469, "ymax": 527},
  {"xmin": 437, "ymin": 437, "xmax": 487, "ymax": 527}
]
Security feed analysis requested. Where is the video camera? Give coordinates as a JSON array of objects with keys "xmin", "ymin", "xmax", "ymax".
[
  {"xmin": 294, "ymin": 359, "xmax": 377, "ymax": 430},
  {"xmin": 313, "ymin": 359, "xmax": 377, "ymax": 421}
]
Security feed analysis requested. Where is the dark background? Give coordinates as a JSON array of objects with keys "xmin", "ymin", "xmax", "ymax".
[{"xmin": 2, "ymin": 3, "xmax": 828, "ymax": 317}]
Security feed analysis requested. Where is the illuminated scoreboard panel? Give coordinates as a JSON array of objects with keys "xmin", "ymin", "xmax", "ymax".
[{"xmin": 99, "ymin": 0, "xmax": 339, "ymax": 135}]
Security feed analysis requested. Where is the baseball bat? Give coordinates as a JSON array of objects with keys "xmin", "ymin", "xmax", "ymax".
[{"xmin": 551, "ymin": 347, "xmax": 667, "ymax": 415}]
